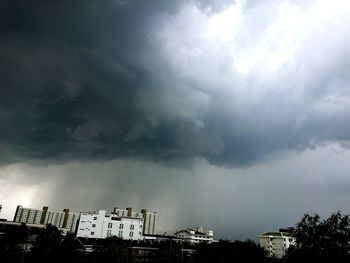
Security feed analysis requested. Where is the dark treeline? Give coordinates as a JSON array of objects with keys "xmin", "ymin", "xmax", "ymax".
[{"xmin": 1, "ymin": 211, "xmax": 350, "ymax": 262}]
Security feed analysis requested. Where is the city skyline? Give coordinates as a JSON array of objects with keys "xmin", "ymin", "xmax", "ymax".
[{"xmin": 1, "ymin": 0, "xmax": 350, "ymax": 240}]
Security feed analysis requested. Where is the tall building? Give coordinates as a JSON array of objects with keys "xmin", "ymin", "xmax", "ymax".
[
  {"xmin": 259, "ymin": 231, "xmax": 295, "ymax": 258},
  {"xmin": 76, "ymin": 210, "xmax": 143, "ymax": 240},
  {"xmin": 13, "ymin": 205, "xmax": 79, "ymax": 233},
  {"xmin": 14, "ymin": 205, "xmax": 47, "ymax": 224},
  {"xmin": 141, "ymin": 209, "xmax": 157, "ymax": 235}
]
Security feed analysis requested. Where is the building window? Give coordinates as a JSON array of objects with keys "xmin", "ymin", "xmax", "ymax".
[
  {"xmin": 130, "ymin": 224, "xmax": 134, "ymax": 230},
  {"xmin": 93, "ymin": 217, "xmax": 97, "ymax": 220},
  {"xmin": 92, "ymin": 224, "xmax": 96, "ymax": 227},
  {"xmin": 91, "ymin": 232, "xmax": 95, "ymax": 235},
  {"xmin": 119, "ymin": 224, "xmax": 124, "ymax": 229},
  {"xmin": 129, "ymin": 231, "xmax": 133, "ymax": 237},
  {"xmin": 118, "ymin": 231, "xmax": 123, "ymax": 237},
  {"xmin": 108, "ymin": 222, "xmax": 112, "ymax": 228}
]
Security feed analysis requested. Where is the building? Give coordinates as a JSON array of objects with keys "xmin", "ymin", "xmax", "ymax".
[
  {"xmin": 141, "ymin": 209, "xmax": 157, "ymax": 235},
  {"xmin": 174, "ymin": 226, "xmax": 214, "ymax": 243},
  {"xmin": 76, "ymin": 210, "xmax": 143, "ymax": 240},
  {"xmin": 113, "ymin": 207, "xmax": 158, "ymax": 235},
  {"xmin": 13, "ymin": 205, "xmax": 79, "ymax": 233},
  {"xmin": 259, "ymin": 231, "xmax": 295, "ymax": 258},
  {"xmin": 112, "ymin": 207, "xmax": 143, "ymax": 219}
]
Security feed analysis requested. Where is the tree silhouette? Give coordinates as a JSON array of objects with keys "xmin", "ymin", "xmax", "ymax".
[
  {"xmin": 29, "ymin": 224, "xmax": 64, "ymax": 261},
  {"xmin": 193, "ymin": 239, "xmax": 270, "ymax": 263},
  {"xmin": 0, "ymin": 223, "xmax": 28, "ymax": 262},
  {"xmin": 287, "ymin": 211, "xmax": 350, "ymax": 262},
  {"xmin": 92, "ymin": 236, "xmax": 135, "ymax": 263}
]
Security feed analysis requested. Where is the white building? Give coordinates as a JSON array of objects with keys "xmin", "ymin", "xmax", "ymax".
[
  {"xmin": 112, "ymin": 207, "xmax": 158, "ymax": 235},
  {"xmin": 259, "ymin": 231, "xmax": 295, "ymax": 258},
  {"xmin": 174, "ymin": 226, "xmax": 214, "ymax": 243},
  {"xmin": 13, "ymin": 205, "xmax": 79, "ymax": 233},
  {"xmin": 76, "ymin": 210, "xmax": 143, "ymax": 240}
]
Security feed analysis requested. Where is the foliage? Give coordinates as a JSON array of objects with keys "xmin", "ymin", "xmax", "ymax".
[
  {"xmin": 193, "ymin": 239, "xmax": 270, "ymax": 263},
  {"xmin": 29, "ymin": 224, "xmax": 64, "ymax": 261},
  {"xmin": 287, "ymin": 211, "xmax": 350, "ymax": 262},
  {"xmin": 0, "ymin": 223, "xmax": 28, "ymax": 262},
  {"xmin": 91, "ymin": 236, "xmax": 136, "ymax": 263}
]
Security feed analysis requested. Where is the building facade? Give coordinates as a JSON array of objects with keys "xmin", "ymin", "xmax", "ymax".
[
  {"xmin": 112, "ymin": 207, "xmax": 143, "ymax": 219},
  {"xmin": 112, "ymin": 207, "xmax": 157, "ymax": 235},
  {"xmin": 174, "ymin": 226, "xmax": 214, "ymax": 243},
  {"xmin": 13, "ymin": 205, "xmax": 79, "ymax": 233},
  {"xmin": 141, "ymin": 209, "xmax": 157, "ymax": 235},
  {"xmin": 76, "ymin": 210, "xmax": 143, "ymax": 240},
  {"xmin": 259, "ymin": 231, "xmax": 295, "ymax": 258}
]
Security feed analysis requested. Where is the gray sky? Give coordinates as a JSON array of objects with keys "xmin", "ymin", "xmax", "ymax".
[{"xmin": 0, "ymin": 0, "xmax": 349, "ymax": 240}]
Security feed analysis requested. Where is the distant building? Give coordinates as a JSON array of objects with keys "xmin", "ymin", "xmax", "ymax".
[
  {"xmin": 141, "ymin": 209, "xmax": 157, "ymax": 235},
  {"xmin": 112, "ymin": 207, "xmax": 143, "ymax": 219},
  {"xmin": 259, "ymin": 231, "xmax": 295, "ymax": 258},
  {"xmin": 113, "ymin": 207, "xmax": 158, "ymax": 235},
  {"xmin": 174, "ymin": 226, "xmax": 214, "ymax": 243},
  {"xmin": 76, "ymin": 210, "xmax": 143, "ymax": 240},
  {"xmin": 13, "ymin": 205, "xmax": 79, "ymax": 233}
]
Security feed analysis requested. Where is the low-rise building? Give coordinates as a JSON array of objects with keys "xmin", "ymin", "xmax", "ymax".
[
  {"xmin": 76, "ymin": 210, "xmax": 143, "ymax": 240},
  {"xmin": 174, "ymin": 226, "xmax": 214, "ymax": 243},
  {"xmin": 259, "ymin": 231, "xmax": 295, "ymax": 258}
]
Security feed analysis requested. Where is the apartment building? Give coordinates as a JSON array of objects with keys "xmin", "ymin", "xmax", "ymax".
[
  {"xmin": 76, "ymin": 210, "xmax": 143, "ymax": 240},
  {"xmin": 259, "ymin": 231, "xmax": 295, "ymax": 258},
  {"xmin": 174, "ymin": 226, "xmax": 214, "ymax": 243},
  {"xmin": 13, "ymin": 205, "xmax": 79, "ymax": 233}
]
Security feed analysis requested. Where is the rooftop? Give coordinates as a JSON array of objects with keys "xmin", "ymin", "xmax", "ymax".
[{"xmin": 260, "ymin": 232, "xmax": 292, "ymax": 237}]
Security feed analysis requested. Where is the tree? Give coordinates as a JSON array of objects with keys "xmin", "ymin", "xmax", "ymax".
[
  {"xmin": 29, "ymin": 224, "xmax": 64, "ymax": 261},
  {"xmin": 92, "ymin": 236, "xmax": 135, "ymax": 263},
  {"xmin": 0, "ymin": 223, "xmax": 28, "ymax": 262},
  {"xmin": 287, "ymin": 211, "xmax": 350, "ymax": 262},
  {"xmin": 193, "ymin": 239, "xmax": 270, "ymax": 263}
]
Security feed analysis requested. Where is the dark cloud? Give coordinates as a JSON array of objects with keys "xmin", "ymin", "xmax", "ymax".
[
  {"xmin": 0, "ymin": 0, "xmax": 349, "ymax": 168},
  {"xmin": 1, "ymin": 0, "xmax": 350, "ymax": 239}
]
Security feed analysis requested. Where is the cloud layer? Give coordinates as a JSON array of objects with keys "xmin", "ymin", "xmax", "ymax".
[
  {"xmin": 1, "ymin": 142, "xmax": 350, "ymax": 239},
  {"xmin": 1, "ymin": 0, "xmax": 350, "ymax": 239},
  {"xmin": 1, "ymin": 0, "xmax": 349, "ymax": 167}
]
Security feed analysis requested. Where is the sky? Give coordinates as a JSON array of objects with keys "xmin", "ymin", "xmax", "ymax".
[{"xmin": 0, "ymin": 0, "xmax": 349, "ymax": 240}]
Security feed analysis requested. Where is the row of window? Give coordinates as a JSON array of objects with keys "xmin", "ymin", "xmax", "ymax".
[
  {"xmin": 90, "ymin": 231, "xmax": 141, "ymax": 237},
  {"xmin": 107, "ymin": 223, "xmax": 135, "ymax": 230},
  {"xmin": 269, "ymin": 237, "xmax": 293, "ymax": 242}
]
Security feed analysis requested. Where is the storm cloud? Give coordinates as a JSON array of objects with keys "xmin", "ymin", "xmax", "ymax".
[
  {"xmin": 0, "ymin": 0, "xmax": 350, "ymax": 239},
  {"xmin": 1, "ymin": 0, "xmax": 349, "ymax": 167}
]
